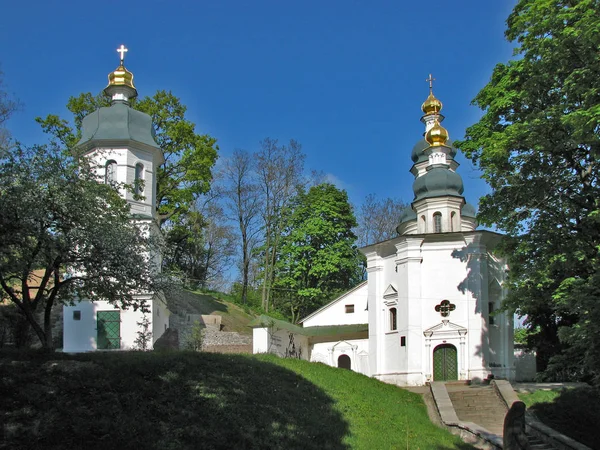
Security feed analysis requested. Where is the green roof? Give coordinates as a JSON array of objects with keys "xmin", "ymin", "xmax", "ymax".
[
  {"xmin": 77, "ymin": 102, "xmax": 161, "ymax": 151},
  {"xmin": 248, "ymin": 315, "xmax": 368, "ymax": 337}
]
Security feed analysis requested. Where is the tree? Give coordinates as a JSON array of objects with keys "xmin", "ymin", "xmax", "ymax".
[
  {"xmin": 36, "ymin": 90, "xmax": 218, "ymax": 226},
  {"xmin": 0, "ymin": 144, "xmax": 158, "ymax": 350},
  {"xmin": 0, "ymin": 67, "xmax": 21, "ymax": 150},
  {"xmin": 255, "ymin": 138, "xmax": 305, "ymax": 311},
  {"xmin": 220, "ymin": 149, "xmax": 262, "ymax": 304},
  {"xmin": 356, "ymin": 194, "xmax": 407, "ymax": 247},
  {"xmin": 274, "ymin": 183, "xmax": 363, "ymax": 323},
  {"xmin": 456, "ymin": 0, "xmax": 600, "ymax": 381},
  {"xmin": 164, "ymin": 199, "xmax": 236, "ymax": 289}
]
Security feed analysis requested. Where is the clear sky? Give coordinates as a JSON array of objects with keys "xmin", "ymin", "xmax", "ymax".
[{"xmin": 1, "ymin": 0, "xmax": 516, "ymax": 209}]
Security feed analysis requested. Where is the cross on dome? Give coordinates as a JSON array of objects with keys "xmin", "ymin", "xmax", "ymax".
[
  {"xmin": 117, "ymin": 45, "xmax": 128, "ymax": 63},
  {"xmin": 426, "ymin": 73, "xmax": 435, "ymax": 93}
]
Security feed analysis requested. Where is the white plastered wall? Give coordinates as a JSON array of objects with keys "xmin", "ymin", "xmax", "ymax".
[
  {"xmin": 310, "ymin": 338, "xmax": 370, "ymax": 375},
  {"xmin": 302, "ymin": 283, "xmax": 368, "ymax": 327}
]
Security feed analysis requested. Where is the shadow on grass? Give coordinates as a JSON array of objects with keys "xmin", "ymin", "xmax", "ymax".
[
  {"xmin": 0, "ymin": 351, "xmax": 349, "ymax": 450},
  {"xmin": 527, "ymin": 385, "xmax": 600, "ymax": 448}
]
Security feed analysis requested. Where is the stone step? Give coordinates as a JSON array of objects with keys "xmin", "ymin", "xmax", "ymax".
[
  {"xmin": 527, "ymin": 434, "xmax": 556, "ymax": 450},
  {"xmin": 448, "ymin": 386, "xmax": 507, "ymax": 437}
]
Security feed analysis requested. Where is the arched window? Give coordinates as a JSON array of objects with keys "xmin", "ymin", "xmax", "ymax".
[
  {"xmin": 134, "ymin": 163, "xmax": 144, "ymax": 195},
  {"xmin": 433, "ymin": 212, "xmax": 442, "ymax": 233},
  {"xmin": 450, "ymin": 211, "xmax": 456, "ymax": 232},
  {"xmin": 390, "ymin": 307, "xmax": 397, "ymax": 331},
  {"xmin": 105, "ymin": 160, "xmax": 117, "ymax": 185}
]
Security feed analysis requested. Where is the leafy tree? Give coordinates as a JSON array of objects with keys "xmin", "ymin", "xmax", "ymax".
[
  {"xmin": 0, "ymin": 144, "xmax": 158, "ymax": 350},
  {"xmin": 164, "ymin": 200, "xmax": 236, "ymax": 289},
  {"xmin": 274, "ymin": 183, "xmax": 363, "ymax": 322},
  {"xmin": 456, "ymin": 0, "xmax": 600, "ymax": 380},
  {"xmin": 255, "ymin": 138, "xmax": 305, "ymax": 311},
  {"xmin": 36, "ymin": 90, "xmax": 218, "ymax": 226}
]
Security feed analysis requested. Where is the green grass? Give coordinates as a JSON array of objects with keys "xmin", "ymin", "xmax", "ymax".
[
  {"xmin": 166, "ymin": 289, "xmax": 257, "ymax": 335},
  {"xmin": 518, "ymin": 387, "xmax": 600, "ymax": 448},
  {"xmin": 1, "ymin": 351, "xmax": 472, "ymax": 450}
]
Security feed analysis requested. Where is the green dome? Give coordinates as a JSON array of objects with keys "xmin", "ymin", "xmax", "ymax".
[
  {"xmin": 410, "ymin": 138, "xmax": 457, "ymax": 164},
  {"xmin": 399, "ymin": 206, "xmax": 417, "ymax": 224},
  {"xmin": 461, "ymin": 202, "xmax": 477, "ymax": 218},
  {"xmin": 411, "ymin": 139, "xmax": 429, "ymax": 163},
  {"xmin": 413, "ymin": 166, "xmax": 464, "ymax": 201},
  {"xmin": 77, "ymin": 103, "xmax": 160, "ymax": 150}
]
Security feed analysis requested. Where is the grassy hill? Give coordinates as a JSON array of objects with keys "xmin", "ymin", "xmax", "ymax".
[
  {"xmin": 0, "ymin": 351, "xmax": 472, "ymax": 450},
  {"xmin": 166, "ymin": 288, "xmax": 257, "ymax": 335}
]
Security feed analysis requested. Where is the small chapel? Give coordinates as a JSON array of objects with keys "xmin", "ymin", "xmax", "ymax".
[
  {"xmin": 63, "ymin": 46, "xmax": 170, "ymax": 352},
  {"xmin": 252, "ymin": 78, "xmax": 515, "ymax": 385}
]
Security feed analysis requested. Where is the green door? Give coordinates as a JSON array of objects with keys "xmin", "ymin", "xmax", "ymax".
[
  {"xmin": 433, "ymin": 344, "xmax": 458, "ymax": 381},
  {"xmin": 97, "ymin": 311, "xmax": 121, "ymax": 349}
]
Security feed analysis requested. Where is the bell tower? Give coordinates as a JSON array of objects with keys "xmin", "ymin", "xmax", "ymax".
[
  {"xmin": 76, "ymin": 45, "xmax": 164, "ymax": 223},
  {"xmin": 397, "ymin": 75, "xmax": 477, "ymax": 235}
]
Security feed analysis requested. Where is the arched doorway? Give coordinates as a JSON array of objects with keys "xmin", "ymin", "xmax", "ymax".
[
  {"xmin": 337, "ymin": 354, "xmax": 351, "ymax": 370},
  {"xmin": 433, "ymin": 344, "xmax": 458, "ymax": 381}
]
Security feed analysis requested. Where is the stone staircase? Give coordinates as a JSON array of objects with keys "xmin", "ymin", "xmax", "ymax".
[
  {"xmin": 169, "ymin": 311, "xmax": 251, "ymax": 352},
  {"xmin": 527, "ymin": 433, "xmax": 556, "ymax": 450},
  {"xmin": 438, "ymin": 382, "xmax": 559, "ymax": 449},
  {"xmin": 447, "ymin": 384, "xmax": 507, "ymax": 437}
]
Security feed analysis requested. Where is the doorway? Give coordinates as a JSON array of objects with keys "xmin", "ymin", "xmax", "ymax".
[
  {"xmin": 433, "ymin": 343, "xmax": 458, "ymax": 381},
  {"xmin": 97, "ymin": 311, "xmax": 121, "ymax": 349},
  {"xmin": 337, "ymin": 354, "xmax": 351, "ymax": 370}
]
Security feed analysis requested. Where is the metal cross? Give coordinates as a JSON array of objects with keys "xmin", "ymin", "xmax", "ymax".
[
  {"xmin": 426, "ymin": 73, "xmax": 435, "ymax": 92},
  {"xmin": 117, "ymin": 45, "xmax": 128, "ymax": 62},
  {"xmin": 435, "ymin": 300, "xmax": 456, "ymax": 318}
]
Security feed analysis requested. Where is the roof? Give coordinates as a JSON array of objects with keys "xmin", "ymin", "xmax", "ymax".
[
  {"xmin": 77, "ymin": 103, "xmax": 162, "ymax": 157},
  {"xmin": 248, "ymin": 315, "xmax": 368, "ymax": 337},
  {"xmin": 360, "ymin": 229, "xmax": 505, "ymax": 256},
  {"xmin": 298, "ymin": 281, "xmax": 368, "ymax": 324}
]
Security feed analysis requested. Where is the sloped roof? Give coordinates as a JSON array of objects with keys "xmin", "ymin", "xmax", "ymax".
[{"xmin": 248, "ymin": 315, "xmax": 368, "ymax": 337}]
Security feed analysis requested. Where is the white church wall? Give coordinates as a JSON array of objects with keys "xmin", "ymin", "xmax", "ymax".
[
  {"xmin": 152, "ymin": 296, "xmax": 170, "ymax": 344},
  {"xmin": 256, "ymin": 327, "xmax": 309, "ymax": 360},
  {"xmin": 301, "ymin": 282, "xmax": 368, "ymax": 327},
  {"xmin": 253, "ymin": 327, "xmax": 269, "ymax": 354},
  {"xmin": 365, "ymin": 251, "xmax": 385, "ymax": 379},
  {"xmin": 310, "ymin": 338, "xmax": 370, "ymax": 374},
  {"xmin": 63, "ymin": 302, "xmax": 98, "ymax": 352},
  {"xmin": 63, "ymin": 298, "xmax": 153, "ymax": 352}
]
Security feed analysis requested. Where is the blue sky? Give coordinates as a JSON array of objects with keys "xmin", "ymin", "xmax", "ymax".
[{"xmin": 1, "ymin": 0, "xmax": 516, "ymax": 209}]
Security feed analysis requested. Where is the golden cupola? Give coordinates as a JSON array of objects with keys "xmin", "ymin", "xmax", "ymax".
[
  {"xmin": 421, "ymin": 91, "xmax": 442, "ymax": 115},
  {"xmin": 421, "ymin": 73, "xmax": 443, "ymax": 115},
  {"xmin": 425, "ymin": 119, "xmax": 449, "ymax": 146},
  {"xmin": 103, "ymin": 45, "xmax": 138, "ymax": 103}
]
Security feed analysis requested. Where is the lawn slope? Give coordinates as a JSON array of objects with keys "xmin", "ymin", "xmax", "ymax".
[
  {"xmin": 166, "ymin": 288, "xmax": 256, "ymax": 335},
  {"xmin": 1, "ymin": 352, "xmax": 471, "ymax": 450},
  {"xmin": 518, "ymin": 387, "xmax": 600, "ymax": 448}
]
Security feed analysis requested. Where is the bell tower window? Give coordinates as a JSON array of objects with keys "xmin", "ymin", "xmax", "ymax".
[
  {"xmin": 389, "ymin": 308, "xmax": 397, "ymax": 331},
  {"xmin": 433, "ymin": 212, "xmax": 442, "ymax": 233},
  {"xmin": 105, "ymin": 160, "xmax": 117, "ymax": 185},
  {"xmin": 134, "ymin": 163, "xmax": 144, "ymax": 196}
]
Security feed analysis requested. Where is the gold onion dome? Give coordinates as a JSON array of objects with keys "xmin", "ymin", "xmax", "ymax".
[
  {"xmin": 421, "ymin": 91, "xmax": 443, "ymax": 115},
  {"xmin": 103, "ymin": 45, "xmax": 137, "ymax": 101},
  {"xmin": 107, "ymin": 62, "xmax": 136, "ymax": 90},
  {"xmin": 426, "ymin": 119, "xmax": 449, "ymax": 146}
]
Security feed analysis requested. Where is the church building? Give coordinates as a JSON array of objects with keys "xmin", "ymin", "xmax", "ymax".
[
  {"xmin": 252, "ymin": 79, "xmax": 514, "ymax": 385},
  {"xmin": 63, "ymin": 46, "xmax": 170, "ymax": 352}
]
